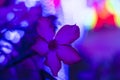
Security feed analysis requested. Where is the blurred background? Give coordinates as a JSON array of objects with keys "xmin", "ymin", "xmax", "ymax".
[{"xmin": 0, "ymin": 0, "xmax": 120, "ymax": 80}]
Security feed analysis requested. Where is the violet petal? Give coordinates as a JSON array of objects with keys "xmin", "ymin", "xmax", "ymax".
[
  {"xmin": 57, "ymin": 45, "xmax": 80, "ymax": 64},
  {"xmin": 37, "ymin": 17, "xmax": 55, "ymax": 42},
  {"xmin": 55, "ymin": 25, "xmax": 80, "ymax": 44},
  {"xmin": 45, "ymin": 51, "xmax": 61, "ymax": 76},
  {"xmin": 31, "ymin": 38, "xmax": 48, "ymax": 56}
]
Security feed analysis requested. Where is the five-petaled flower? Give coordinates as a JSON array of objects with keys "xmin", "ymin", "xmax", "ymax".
[{"xmin": 32, "ymin": 17, "xmax": 81, "ymax": 76}]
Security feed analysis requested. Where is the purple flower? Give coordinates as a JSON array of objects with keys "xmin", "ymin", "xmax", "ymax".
[{"xmin": 32, "ymin": 17, "xmax": 81, "ymax": 76}]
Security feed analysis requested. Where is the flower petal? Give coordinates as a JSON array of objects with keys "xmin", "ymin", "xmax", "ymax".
[
  {"xmin": 45, "ymin": 51, "xmax": 61, "ymax": 76},
  {"xmin": 37, "ymin": 17, "xmax": 55, "ymax": 42},
  {"xmin": 31, "ymin": 38, "xmax": 48, "ymax": 56},
  {"xmin": 57, "ymin": 45, "xmax": 80, "ymax": 64},
  {"xmin": 55, "ymin": 25, "xmax": 80, "ymax": 44}
]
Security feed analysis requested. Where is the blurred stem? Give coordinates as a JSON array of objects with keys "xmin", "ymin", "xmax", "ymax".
[{"xmin": 0, "ymin": 49, "xmax": 36, "ymax": 71}]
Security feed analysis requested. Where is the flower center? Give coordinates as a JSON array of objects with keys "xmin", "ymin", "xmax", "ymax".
[{"xmin": 48, "ymin": 40, "xmax": 57, "ymax": 50}]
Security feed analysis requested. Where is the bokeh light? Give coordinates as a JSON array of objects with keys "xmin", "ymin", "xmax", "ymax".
[{"xmin": 0, "ymin": 0, "xmax": 120, "ymax": 80}]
